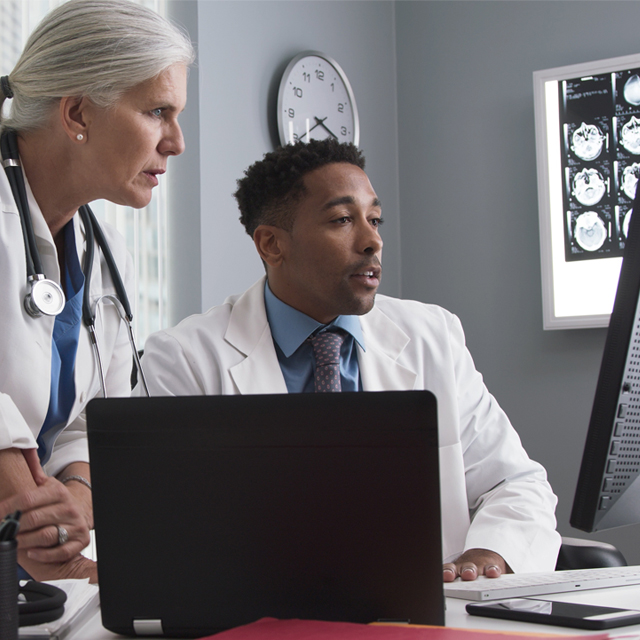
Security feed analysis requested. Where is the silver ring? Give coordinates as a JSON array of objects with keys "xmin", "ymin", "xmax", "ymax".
[{"xmin": 56, "ymin": 525, "xmax": 69, "ymax": 546}]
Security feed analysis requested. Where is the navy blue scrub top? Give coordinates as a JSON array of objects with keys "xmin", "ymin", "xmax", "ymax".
[{"xmin": 37, "ymin": 220, "xmax": 85, "ymax": 465}]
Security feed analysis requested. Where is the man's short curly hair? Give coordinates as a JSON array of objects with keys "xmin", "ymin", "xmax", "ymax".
[{"xmin": 234, "ymin": 139, "xmax": 366, "ymax": 237}]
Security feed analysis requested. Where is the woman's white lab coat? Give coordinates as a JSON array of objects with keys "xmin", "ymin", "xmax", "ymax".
[{"xmin": 0, "ymin": 170, "xmax": 133, "ymax": 476}]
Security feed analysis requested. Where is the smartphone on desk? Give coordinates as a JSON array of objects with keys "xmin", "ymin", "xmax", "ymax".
[{"xmin": 466, "ymin": 598, "xmax": 640, "ymax": 630}]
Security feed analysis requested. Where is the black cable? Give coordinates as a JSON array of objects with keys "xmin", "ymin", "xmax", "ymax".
[{"xmin": 19, "ymin": 581, "xmax": 67, "ymax": 627}]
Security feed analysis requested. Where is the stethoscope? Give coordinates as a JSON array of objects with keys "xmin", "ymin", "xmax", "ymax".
[{"xmin": 0, "ymin": 129, "xmax": 149, "ymax": 397}]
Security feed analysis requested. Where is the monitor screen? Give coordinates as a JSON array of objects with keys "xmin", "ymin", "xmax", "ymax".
[{"xmin": 571, "ymin": 183, "xmax": 640, "ymax": 532}]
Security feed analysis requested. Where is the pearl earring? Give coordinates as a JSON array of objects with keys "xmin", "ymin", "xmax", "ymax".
[{"xmin": 76, "ymin": 134, "xmax": 84, "ymax": 141}]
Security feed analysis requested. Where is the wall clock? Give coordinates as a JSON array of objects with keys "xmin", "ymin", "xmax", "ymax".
[{"xmin": 277, "ymin": 51, "xmax": 360, "ymax": 147}]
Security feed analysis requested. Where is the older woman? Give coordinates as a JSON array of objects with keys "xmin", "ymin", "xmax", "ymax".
[{"xmin": 0, "ymin": 0, "xmax": 194, "ymax": 582}]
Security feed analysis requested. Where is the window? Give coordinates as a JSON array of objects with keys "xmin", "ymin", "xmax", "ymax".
[{"xmin": 0, "ymin": 0, "xmax": 168, "ymax": 345}]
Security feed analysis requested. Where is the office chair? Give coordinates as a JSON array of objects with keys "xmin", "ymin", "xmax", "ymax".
[{"xmin": 556, "ymin": 536, "xmax": 627, "ymax": 571}]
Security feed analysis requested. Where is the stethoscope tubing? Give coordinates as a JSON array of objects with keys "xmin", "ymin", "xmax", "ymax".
[
  {"xmin": 0, "ymin": 128, "xmax": 149, "ymax": 397},
  {"xmin": 1, "ymin": 131, "xmax": 42, "ymax": 276},
  {"xmin": 78, "ymin": 204, "xmax": 132, "ymax": 324}
]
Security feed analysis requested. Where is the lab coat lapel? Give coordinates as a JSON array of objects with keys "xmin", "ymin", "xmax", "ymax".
[
  {"xmin": 226, "ymin": 278, "xmax": 288, "ymax": 395},
  {"xmin": 358, "ymin": 305, "xmax": 417, "ymax": 391}
]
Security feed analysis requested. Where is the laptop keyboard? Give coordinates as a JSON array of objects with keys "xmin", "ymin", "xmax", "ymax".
[{"xmin": 444, "ymin": 565, "xmax": 640, "ymax": 601}]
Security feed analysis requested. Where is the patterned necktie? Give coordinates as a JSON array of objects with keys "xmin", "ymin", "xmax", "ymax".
[{"xmin": 311, "ymin": 330, "xmax": 346, "ymax": 392}]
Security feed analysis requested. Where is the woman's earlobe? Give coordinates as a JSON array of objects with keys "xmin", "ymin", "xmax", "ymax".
[{"xmin": 59, "ymin": 95, "xmax": 89, "ymax": 143}]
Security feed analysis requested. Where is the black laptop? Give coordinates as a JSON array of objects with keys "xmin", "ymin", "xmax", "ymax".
[{"xmin": 87, "ymin": 390, "xmax": 444, "ymax": 637}]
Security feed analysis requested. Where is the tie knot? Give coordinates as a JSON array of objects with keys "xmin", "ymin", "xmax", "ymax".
[{"xmin": 311, "ymin": 329, "xmax": 346, "ymax": 367}]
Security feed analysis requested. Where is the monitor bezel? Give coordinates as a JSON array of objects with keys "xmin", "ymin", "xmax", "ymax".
[{"xmin": 571, "ymin": 183, "xmax": 640, "ymax": 531}]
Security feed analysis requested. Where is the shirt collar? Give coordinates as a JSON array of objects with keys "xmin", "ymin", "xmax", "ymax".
[{"xmin": 264, "ymin": 281, "xmax": 365, "ymax": 358}]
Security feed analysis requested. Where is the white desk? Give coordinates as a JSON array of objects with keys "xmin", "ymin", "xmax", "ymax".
[{"xmin": 65, "ymin": 586, "xmax": 640, "ymax": 640}]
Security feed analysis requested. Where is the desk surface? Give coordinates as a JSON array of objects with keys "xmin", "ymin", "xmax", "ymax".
[{"xmin": 66, "ymin": 586, "xmax": 640, "ymax": 640}]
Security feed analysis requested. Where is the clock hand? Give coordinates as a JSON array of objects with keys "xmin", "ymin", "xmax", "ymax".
[
  {"xmin": 297, "ymin": 116, "xmax": 339, "ymax": 142},
  {"xmin": 298, "ymin": 118, "xmax": 323, "ymax": 141},
  {"xmin": 317, "ymin": 120, "xmax": 339, "ymax": 140}
]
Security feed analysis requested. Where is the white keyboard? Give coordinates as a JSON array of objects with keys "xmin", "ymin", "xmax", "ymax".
[{"xmin": 444, "ymin": 565, "xmax": 640, "ymax": 601}]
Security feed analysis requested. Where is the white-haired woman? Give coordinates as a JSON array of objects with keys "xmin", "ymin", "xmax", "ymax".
[{"xmin": 0, "ymin": 0, "xmax": 194, "ymax": 582}]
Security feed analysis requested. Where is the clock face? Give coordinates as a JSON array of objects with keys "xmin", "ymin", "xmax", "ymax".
[{"xmin": 277, "ymin": 52, "xmax": 359, "ymax": 147}]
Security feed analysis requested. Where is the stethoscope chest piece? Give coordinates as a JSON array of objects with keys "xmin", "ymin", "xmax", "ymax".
[{"xmin": 25, "ymin": 275, "xmax": 65, "ymax": 317}]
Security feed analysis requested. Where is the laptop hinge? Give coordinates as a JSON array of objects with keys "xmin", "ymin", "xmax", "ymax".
[{"xmin": 133, "ymin": 619, "xmax": 164, "ymax": 636}]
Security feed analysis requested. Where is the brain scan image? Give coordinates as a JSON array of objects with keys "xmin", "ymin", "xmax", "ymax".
[
  {"xmin": 621, "ymin": 115, "xmax": 640, "ymax": 154},
  {"xmin": 572, "ymin": 168, "xmax": 606, "ymax": 206},
  {"xmin": 622, "ymin": 163, "xmax": 640, "ymax": 200},
  {"xmin": 574, "ymin": 211, "xmax": 607, "ymax": 251},
  {"xmin": 624, "ymin": 75, "xmax": 640, "ymax": 106},
  {"xmin": 624, "ymin": 208, "xmax": 633, "ymax": 238},
  {"xmin": 571, "ymin": 122, "xmax": 605, "ymax": 161}
]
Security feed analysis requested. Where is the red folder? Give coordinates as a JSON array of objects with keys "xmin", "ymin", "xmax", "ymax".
[{"xmin": 197, "ymin": 618, "xmax": 606, "ymax": 640}]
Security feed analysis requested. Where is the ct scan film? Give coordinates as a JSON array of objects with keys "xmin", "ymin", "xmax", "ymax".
[
  {"xmin": 535, "ymin": 55, "xmax": 640, "ymax": 328},
  {"xmin": 561, "ymin": 69, "xmax": 640, "ymax": 262}
]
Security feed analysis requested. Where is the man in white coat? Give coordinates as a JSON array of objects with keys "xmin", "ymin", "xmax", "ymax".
[{"xmin": 141, "ymin": 139, "xmax": 561, "ymax": 581}]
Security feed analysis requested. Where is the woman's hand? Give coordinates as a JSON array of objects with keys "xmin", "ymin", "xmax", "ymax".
[
  {"xmin": 12, "ymin": 478, "xmax": 91, "ymax": 562},
  {"xmin": 0, "ymin": 448, "xmax": 96, "ymax": 582}
]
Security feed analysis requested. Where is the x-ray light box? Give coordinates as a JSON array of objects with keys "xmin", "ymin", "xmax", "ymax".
[{"xmin": 534, "ymin": 53, "xmax": 640, "ymax": 330}]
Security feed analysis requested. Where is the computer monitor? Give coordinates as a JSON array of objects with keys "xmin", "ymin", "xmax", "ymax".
[{"xmin": 571, "ymin": 185, "xmax": 640, "ymax": 532}]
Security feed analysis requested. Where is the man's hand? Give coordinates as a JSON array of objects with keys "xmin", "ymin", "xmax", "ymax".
[{"xmin": 443, "ymin": 548, "xmax": 512, "ymax": 582}]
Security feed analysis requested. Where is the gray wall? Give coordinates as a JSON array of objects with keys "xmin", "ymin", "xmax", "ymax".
[
  {"xmin": 168, "ymin": 0, "xmax": 202, "ymax": 325},
  {"xmin": 168, "ymin": 0, "xmax": 640, "ymax": 564},
  {"xmin": 395, "ymin": 1, "xmax": 640, "ymax": 564},
  {"xmin": 193, "ymin": 0, "xmax": 400, "ymax": 311}
]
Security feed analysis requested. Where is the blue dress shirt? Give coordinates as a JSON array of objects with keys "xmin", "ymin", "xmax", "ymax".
[{"xmin": 263, "ymin": 282, "xmax": 365, "ymax": 393}]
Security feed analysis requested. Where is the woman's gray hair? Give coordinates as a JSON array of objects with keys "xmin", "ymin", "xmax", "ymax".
[{"xmin": 0, "ymin": 0, "xmax": 195, "ymax": 133}]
